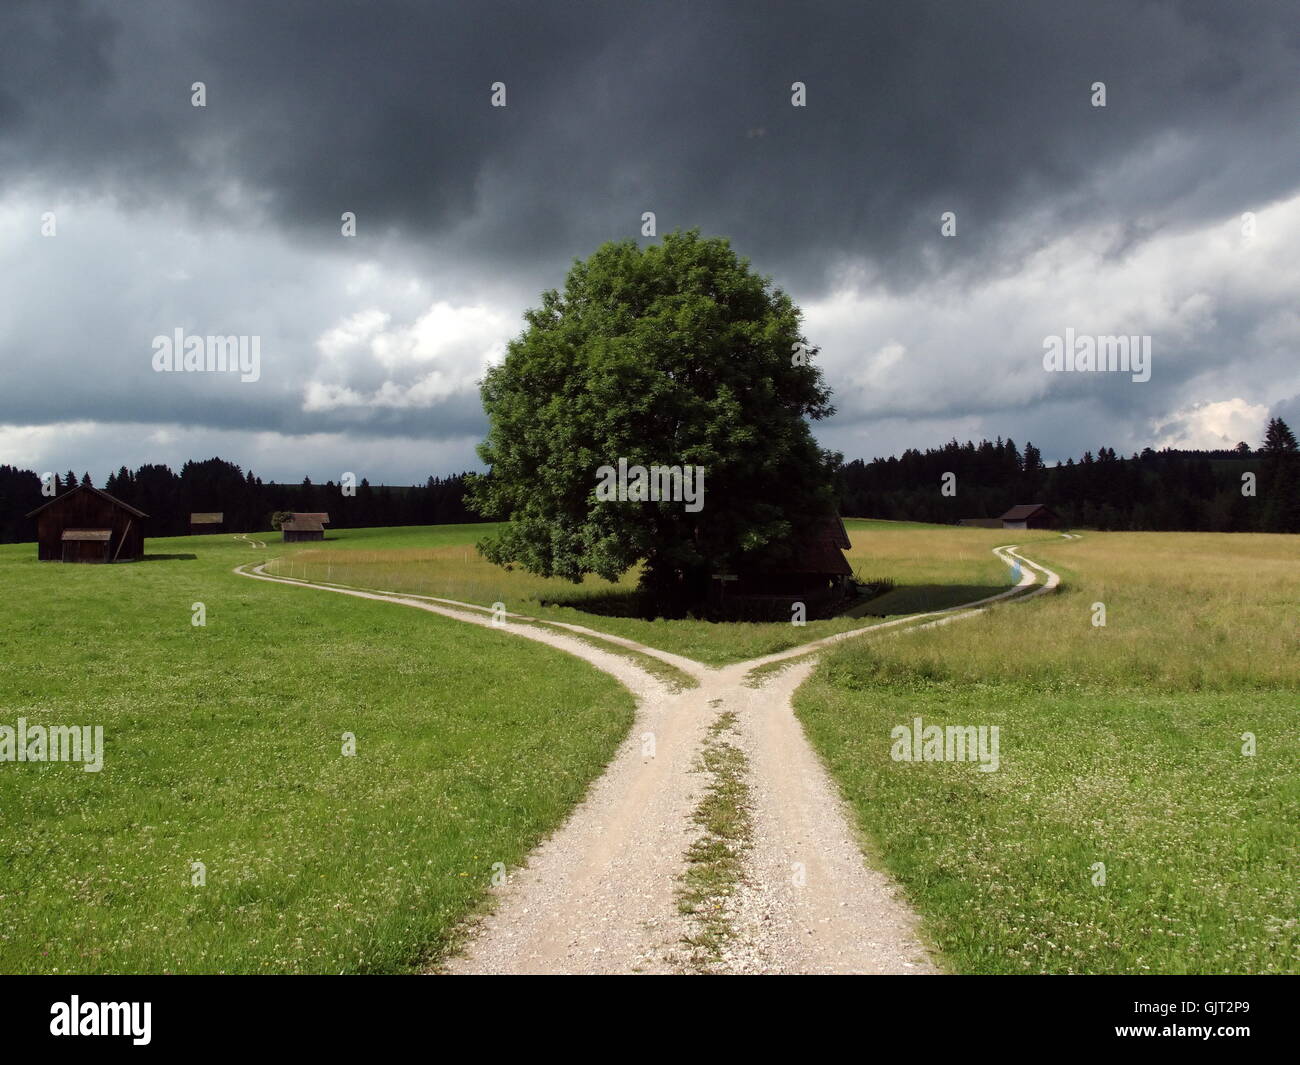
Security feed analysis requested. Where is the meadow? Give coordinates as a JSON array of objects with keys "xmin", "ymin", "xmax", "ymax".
[
  {"xmin": 0, "ymin": 533, "xmax": 633, "ymax": 974},
  {"xmin": 267, "ymin": 520, "xmax": 1057, "ymax": 664},
  {"xmin": 795, "ymin": 531, "xmax": 1300, "ymax": 974},
  {"xmin": 5, "ymin": 519, "xmax": 1293, "ymax": 975}
]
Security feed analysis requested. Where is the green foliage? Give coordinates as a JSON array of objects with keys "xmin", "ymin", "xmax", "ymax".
[{"xmin": 468, "ymin": 230, "xmax": 839, "ymax": 610}]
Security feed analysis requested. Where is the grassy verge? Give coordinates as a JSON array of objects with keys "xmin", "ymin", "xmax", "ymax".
[
  {"xmin": 676, "ymin": 709, "xmax": 752, "ymax": 968},
  {"xmin": 743, "ymin": 652, "xmax": 817, "ymax": 687},
  {"xmin": 558, "ymin": 632, "xmax": 699, "ymax": 691},
  {"xmin": 0, "ymin": 534, "xmax": 633, "ymax": 973},
  {"xmin": 795, "ymin": 531, "xmax": 1300, "ymax": 974}
]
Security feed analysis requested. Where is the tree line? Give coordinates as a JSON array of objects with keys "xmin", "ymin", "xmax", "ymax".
[
  {"xmin": 1, "ymin": 417, "xmax": 1296, "ymax": 544},
  {"xmin": 838, "ymin": 418, "xmax": 1300, "ymax": 533},
  {"xmin": 0, "ymin": 457, "xmax": 487, "ymax": 542}
]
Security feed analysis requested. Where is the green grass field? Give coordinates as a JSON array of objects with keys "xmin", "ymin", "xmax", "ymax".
[
  {"xmin": 795, "ymin": 531, "xmax": 1300, "ymax": 974},
  {"xmin": 0, "ymin": 533, "xmax": 633, "ymax": 974},
  {"xmin": 267, "ymin": 520, "xmax": 1056, "ymax": 664},
  {"xmin": 5, "ymin": 518, "xmax": 1293, "ymax": 975}
]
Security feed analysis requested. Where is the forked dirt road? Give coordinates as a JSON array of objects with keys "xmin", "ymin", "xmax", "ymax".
[{"xmin": 235, "ymin": 544, "xmax": 1061, "ymax": 974}]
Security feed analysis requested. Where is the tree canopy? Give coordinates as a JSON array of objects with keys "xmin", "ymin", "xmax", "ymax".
[{"xmin": 468, "ymin": 230, "xmax": 840, "ymax": 610}]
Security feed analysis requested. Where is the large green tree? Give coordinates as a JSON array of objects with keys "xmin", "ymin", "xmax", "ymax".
[{"xmin": 468, "ymin": 230, "xmax": 839, "ymax": 611}]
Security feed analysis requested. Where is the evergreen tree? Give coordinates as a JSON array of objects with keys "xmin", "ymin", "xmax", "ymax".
[{"xmin": 1260, "ymin": 417, "xmax": 1300, "ymax": 532}]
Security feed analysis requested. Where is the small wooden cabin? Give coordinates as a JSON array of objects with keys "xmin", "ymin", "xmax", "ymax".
[
  {"xmin": 711, "ymin": 513, "xmax": 853, "ymax": 617},
  {"xmin": 27, "ymin": 484, "xmax": 148, "ymax": 562},
  {"xmin": 290, "ymin": 512, "xmax": 330, "ymax": 526},
  {"xmin": 281, "ymin": 518, "xmax": 324, "ymax": 542},
  {"xmin": 190, "ymin": 512, "xmax": 224, "ymax": 535},
  {"xmin": 999, "ymin": 503, "xmax": 1059, "ymax": 530}
]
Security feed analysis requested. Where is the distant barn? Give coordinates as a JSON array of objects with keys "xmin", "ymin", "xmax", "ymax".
[
  {"xmin": 999, "ymin": 503, "xmax": 1059, "ymax": 530},
  {"xmin": 189, "ymin": 512, "xmax": 224, "ymax": 535},
  {"xmin": 291, "ymin": 512, "xmax": 330, "ymax": 526},
  {"xmin": 26, "ymin": 484, "xmax": 148, "ymax": 563},
  {"xmin": 281, "ymin": 517, "xmax": 324, "ymax": 542}
]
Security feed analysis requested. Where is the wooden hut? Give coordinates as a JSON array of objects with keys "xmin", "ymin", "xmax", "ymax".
[
  {"xmin": 999, "ymin": 503, "xmax": 1059, "ymax": 530},
  {"xmin": 711, "ymin": 513, "xmax": 853, "ymax": 617},
  {"xmin": 26, "ymin": 484, "xmax": 147, "ymax": 562},
  {"xmin": 290, "ymin": 512, "xmax": 330, "ymax": 526},
  {"xmin": 281, "ymin": 517, "xmax": 324, "ymax": 542},
  {"xmin": 189, "ymin": 512, "xmax": 224, "ymax": 535}
]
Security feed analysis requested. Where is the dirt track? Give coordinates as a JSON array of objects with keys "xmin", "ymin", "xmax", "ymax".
[{"xmin": 235, "ymin": 543, "xmax": 1061, "ymax": 974}]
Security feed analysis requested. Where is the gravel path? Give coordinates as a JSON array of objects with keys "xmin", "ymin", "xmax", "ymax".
[{"xmin": 234, "ymin": 544, "xmax": 1061, "ymax": 975}]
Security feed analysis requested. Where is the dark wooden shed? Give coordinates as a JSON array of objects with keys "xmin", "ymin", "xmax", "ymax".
[
  {"xmin": 710, "ymin": 513, "xmax": 854, "ymax": 616},
  {"xmin": 281, "ymin": 518, "xmax": 324, "ymax": 542},
  {"xmin": 26, "ymin": 484, "xmax": 148, "ymax": 562},
  {"xmin": 999, "ymin": 503, "xmax": 1059, "ymax": 530},
  {"xmin": 190, "ymin": 512, "xmax": 224, "ymax": 535}
]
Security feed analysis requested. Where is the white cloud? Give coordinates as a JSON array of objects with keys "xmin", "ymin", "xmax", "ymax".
[
  {"xmin": 0, "ymin": 422, "xmax": 99, "ymax": 470},
  {"xmin": 303, "ymin": 300, "xmax": 510, "ymax": 411},
  {"xmin": 0, "ymin": 420, "xmax": 483, "ymax": 485},
  {"xmin": 1152, "ymin": 398, "xmax": 1270, "ymax": 450},
  {"xmin": 803, "ymin": 191, "xmax": 1300, "ymax": 455},
  {"xmin": 315, "ymin": 309, "xmax": 391, "ymax": 360}
]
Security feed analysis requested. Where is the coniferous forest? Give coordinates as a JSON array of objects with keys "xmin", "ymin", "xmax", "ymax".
[{"xmin": 838, "ymin": 417, "xmax": 1299, "ymax": 533}]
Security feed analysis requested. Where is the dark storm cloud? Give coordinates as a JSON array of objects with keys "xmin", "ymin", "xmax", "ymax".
[
  {"xmin": 1, "ymin": 0, "xmax": 1297, "ymax": 481},
  {"xmin": 3, "ymin": 0, "xmax": 1296, "ymax": 296}
]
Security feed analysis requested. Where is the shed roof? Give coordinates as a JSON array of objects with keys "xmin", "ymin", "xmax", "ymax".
[
  {"xmin": 61, "ymin": 529, "xmax": 112, "ymax": 542},
  {"xmin": 26, "ymin": 483, "xmax": 148, "ymax": 520},
  {"xmin": 769, "ymin": 538, "xmax": 853, "ymax": 576},
  {"xmin": 811, "ymin": 513, "xmax": 852, "ymax": 549},
  {"xmin": 291, "ymin": 512, "xmax": 330, "ymax": 524},
  {"xmin": 282, "ymin": 519, "xmax": 324, "ymax": 532},
  {"xmin": 999, "ymin": 503, "xmax": 1054, "ymax": 521},
  {"xmin": 190, "ymin": 512, "xmax": 224, "ymax": 523},
  {"xmin": 764, "ymin": 512, "xmax": 854, "ymax": 575}
]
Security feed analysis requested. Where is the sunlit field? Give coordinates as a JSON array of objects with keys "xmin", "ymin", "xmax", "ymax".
[
  {"xmin": 795, "ymin": 531, "xmax": 1300, "ymax": 974},
  {"xmin": 10, "ymin": 517, "xmax": 1288, "ymax": 975},
  {"xmin": 0, "ymin": 534, "xmax": 633, "ymax": 974},
  {"xmin": 268, "ymin": 520, "xmax": 1060, "ymax": 664}
]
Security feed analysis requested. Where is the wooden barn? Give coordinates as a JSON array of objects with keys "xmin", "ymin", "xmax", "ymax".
[
  {"xmin": 291, "ymin": 512, "xmax": 330, "ymax": 527},
  {"xmin": 26, "ymin": 484, "xmax": 148, "ymax": 563},
  {"xmin": 189, "ymin": 512, "xmax": 224, "ymax": 535},
  {"xmin": 281, "ymin": 517, "xmax": 324, "ymax": 542},
  {"xmin": 999, "ymin": 503, "xmax": 1059, "ymax": 530},
  {"xmin": 711, "ymin": 513, "xmax": 853, "ymax": 617}
]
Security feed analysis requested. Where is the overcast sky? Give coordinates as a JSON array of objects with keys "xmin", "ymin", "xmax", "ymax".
[{"xmin": 1, "ymin": 0, "xmax": 1297, "ymax": 484}]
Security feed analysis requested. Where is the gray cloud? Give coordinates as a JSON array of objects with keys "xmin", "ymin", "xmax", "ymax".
[
  {"xmin": 6, "ymin": 1, "xmax": 1297, "ymax": 286},
  {"xmin": 0, "ymin": 0, "xmax": 1297, "ymax": 480}
]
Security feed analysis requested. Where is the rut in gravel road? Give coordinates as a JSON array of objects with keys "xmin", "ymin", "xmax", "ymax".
[{"xmin": 235, "ymin": 543, "xmax": 1061, "ymax": 975}]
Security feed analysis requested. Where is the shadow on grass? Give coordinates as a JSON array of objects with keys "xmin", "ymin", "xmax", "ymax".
[
  {"xmin": 848, "ymin": 583, "xmax": 1011, "ymax": 617},
  {"xmin": 140, "ymin": 553, "xmax": 198, "ymax": 562},
  {"xmin": 540, "ymin": 588, "xmax": 652, "ymax": 619},
  {"xmin": 542, "ymin": 581, "xmax": 1014, "ymax": 623}
]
